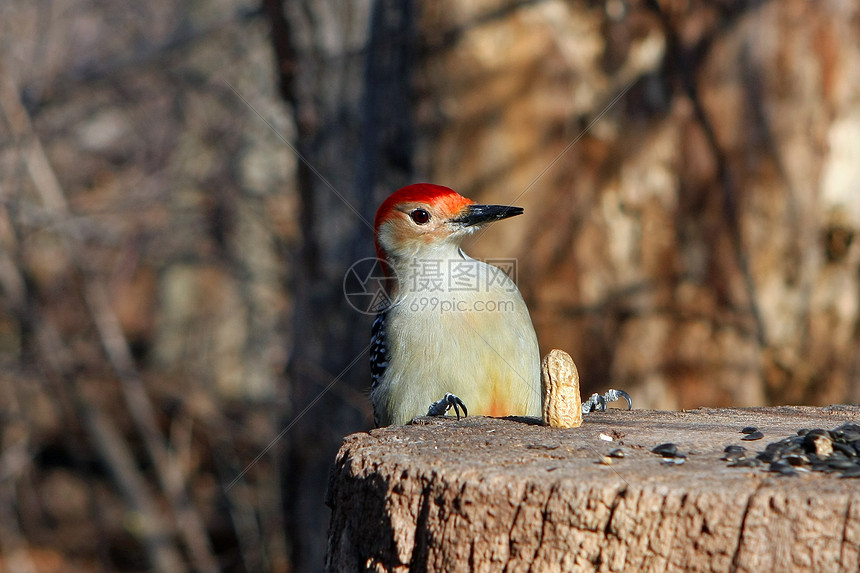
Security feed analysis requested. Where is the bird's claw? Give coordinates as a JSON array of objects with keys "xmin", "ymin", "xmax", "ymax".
[
  {"xmin": 582, "ymin": 389, "xmax": 633, "ymax": 414},
  {"xmin": 427, "ymin": 392, "xmax": 468, "ymax": 419}
]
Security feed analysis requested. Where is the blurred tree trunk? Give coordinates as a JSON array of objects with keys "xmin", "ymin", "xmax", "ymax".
[
  {"xmin": 413, "ymin": 0, "xmax": 860, "ymax": 410},
  {"xmin": 265, "ymin": 0, "xmax": 415, "ymax": 570}
]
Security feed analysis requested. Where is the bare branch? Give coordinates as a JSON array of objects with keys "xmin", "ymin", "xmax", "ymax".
[{"xmin": 0, "ymin": 63, "xmax": 220, "ymax": 573}]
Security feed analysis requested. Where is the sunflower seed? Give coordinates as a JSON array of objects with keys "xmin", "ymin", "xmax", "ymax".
[{"xmin": 652, "ymin": 443, "xmax": 678, "ymax": 457}]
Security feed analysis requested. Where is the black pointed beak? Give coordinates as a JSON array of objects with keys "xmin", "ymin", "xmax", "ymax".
[{"xmin": 451, "ymin": 204, "xmax": 524, "ymax": 227}]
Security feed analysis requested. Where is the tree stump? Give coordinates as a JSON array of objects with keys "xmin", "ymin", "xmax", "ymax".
[{"xmin": 325, "ymin": 406, "xmax": 860, "ymax": 572}]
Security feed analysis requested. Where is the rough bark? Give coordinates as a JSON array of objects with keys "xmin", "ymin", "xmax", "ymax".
[{"xmin": 327, "ymin": 406, "xmax": 860, "ymax": 572}]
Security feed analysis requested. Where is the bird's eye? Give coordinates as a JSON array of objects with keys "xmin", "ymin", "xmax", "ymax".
[{"xmin": 410, "ymin": 209, "xmax": 431, "ymax": 225}]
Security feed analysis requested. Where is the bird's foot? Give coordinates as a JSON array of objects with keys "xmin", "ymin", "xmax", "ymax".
[
  {"xmin": 582, "ymin": 389, "xmax": 633, "ymax": 414},
  {"xmin": 427, "ymin": 393, "xmax": 468, "ymax": 419}
]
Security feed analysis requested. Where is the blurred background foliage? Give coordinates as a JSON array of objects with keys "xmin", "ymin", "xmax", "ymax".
[{"xmin": 1, "ymin": 0, "xmax": 859, "ymax": 571}]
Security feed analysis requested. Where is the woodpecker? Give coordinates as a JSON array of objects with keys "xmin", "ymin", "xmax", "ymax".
[{"xmin": 370, "ymin": 183, "xmax": 541, "ymax": 426}]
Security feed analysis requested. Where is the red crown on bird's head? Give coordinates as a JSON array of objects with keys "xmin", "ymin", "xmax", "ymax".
[{"xmin": 373, "ymin": 183, "xmax": 475, "ymax": 262}]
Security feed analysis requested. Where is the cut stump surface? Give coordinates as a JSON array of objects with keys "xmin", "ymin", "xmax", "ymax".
[{"xmin": 326, "ymin": 406, "xmax": 860, "ymax": 572}]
